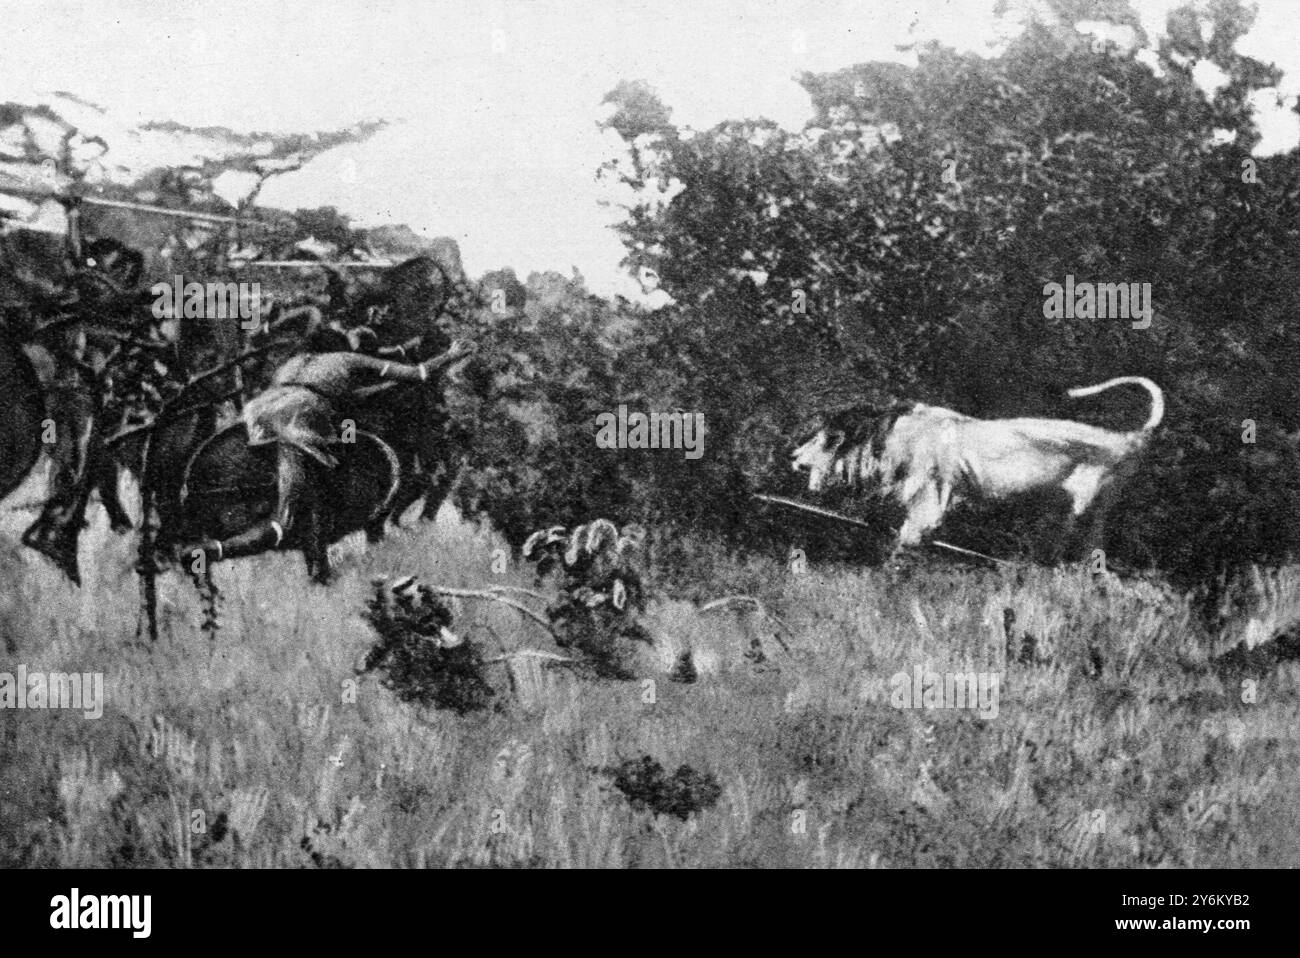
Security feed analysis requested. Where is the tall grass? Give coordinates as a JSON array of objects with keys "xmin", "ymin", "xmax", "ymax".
[{"xmin": 2, "ymin": 485, "xmax": 1299, "ymax": 868}]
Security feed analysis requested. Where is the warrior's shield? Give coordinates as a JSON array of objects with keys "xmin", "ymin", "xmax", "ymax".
[{"xmin": 179, "ymin": 423, "xmax": 401, "ymax": 544}]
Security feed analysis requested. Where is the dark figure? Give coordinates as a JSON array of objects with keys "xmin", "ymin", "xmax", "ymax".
[
  {"xmin": 0, "ymin": 320, "xmax": 45, "ymax": 502},
  {"xmin": 322, "ymin": 254, "xmax": 452, "ymax": 359},
  {"xmin": 320, "ymin": 254, "xmax": 467, "ymax": 534},
  {"xmin": 6, "ymin": 199, "xmax": 152, "ymax": 581},
  {"xmin": 179, "ymin": 341, "xmax": 474, "ymax": 581}
]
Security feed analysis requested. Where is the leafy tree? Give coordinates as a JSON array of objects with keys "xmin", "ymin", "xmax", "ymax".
[{"xmin": 574, "ymin": 0, "xmax": 1300, "ymax": 589}]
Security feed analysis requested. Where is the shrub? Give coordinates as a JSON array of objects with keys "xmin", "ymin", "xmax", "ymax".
[
  {"xmin": 360, "ymin": 577, "xmax": 495, "ymax": 714},
  {"xmin": 605, "ymin": 756, "xmax": 722, "ymax": 821}
]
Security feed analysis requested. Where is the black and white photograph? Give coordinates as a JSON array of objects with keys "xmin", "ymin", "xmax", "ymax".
[{"xmin": 0, "ymin": 0, "xmax": 1296, "ymax": 912}]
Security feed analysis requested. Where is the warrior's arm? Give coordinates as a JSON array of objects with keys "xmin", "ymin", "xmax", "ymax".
[
  {"xmin": 417, "ymin": 339, "xmax": 476, "ymax": 377},
  {"xmin": 346, "ymin": 341, "xmax": 476, "ymax": 399},
  {"xmin": 357, "ymin": 340, "xmax": 476, "ymax": 384},
  {"xmin": 345, "ymin": 353, "xmax": 430, "ymax": 385},
  {"xmin": 272, "ymin": 341, "xmax": 476, "ymax": 399}
]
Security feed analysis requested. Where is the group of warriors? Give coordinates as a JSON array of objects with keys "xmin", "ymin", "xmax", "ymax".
[{"xmin": 1, "ymin": 198, "xmax": 475, "ymax": 610}]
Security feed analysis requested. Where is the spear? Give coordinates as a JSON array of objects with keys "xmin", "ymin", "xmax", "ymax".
[{"xmin": 751, "ymin": 493, "xmax": 1010, "ymax": 566}]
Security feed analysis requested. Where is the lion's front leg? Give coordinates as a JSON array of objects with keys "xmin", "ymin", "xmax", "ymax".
[{"xmin": 897, "ymin": 479, "xmax": 952, "ymax": 548}]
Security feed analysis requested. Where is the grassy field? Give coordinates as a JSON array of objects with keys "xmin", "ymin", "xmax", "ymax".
[{"xmin": 2, "ymin": 477, "xmax": 1300, "ymax": 868}]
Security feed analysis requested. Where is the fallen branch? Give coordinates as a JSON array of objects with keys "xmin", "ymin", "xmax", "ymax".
[
  {"xmin": 483, "ymin": 584, "xmax": 550, "ymax": 602},
  {"xmin": 428, "ymin": 586, "xmax": 559, "ymax": 640},
  {"xmin": 484, "ymin": 649, "xmax": 575, "ymax": 665},
  {"xmin": 699, "ymin": 594, "xmax": 793, "ymax": 655},
  {"xmin": 698, "ymin": 594, "xmax": 764, "ymax": 615}
]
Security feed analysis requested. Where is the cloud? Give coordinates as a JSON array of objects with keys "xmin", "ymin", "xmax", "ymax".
[{"xmin": 2, "ymin": 0, "xmax": 1298, "ymax": 294}]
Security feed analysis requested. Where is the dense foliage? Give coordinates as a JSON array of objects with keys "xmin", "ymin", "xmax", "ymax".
[{"xmin": 451, "ymin": 0, "xmax": 1300, "ymax": 603}]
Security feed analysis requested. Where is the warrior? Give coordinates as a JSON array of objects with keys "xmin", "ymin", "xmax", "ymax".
[{"xmin": 180, "ymin": 340, "xmax": 475, "ymax": 578}]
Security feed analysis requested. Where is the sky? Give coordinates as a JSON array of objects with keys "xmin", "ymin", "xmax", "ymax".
[{"xmin": 2, "ymin": 0, "xmax": 1298, "ymax": 296}]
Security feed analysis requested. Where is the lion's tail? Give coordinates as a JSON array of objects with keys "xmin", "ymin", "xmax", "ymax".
[{"xmin": 1067, "ymin": 376, "xmax": 1164, "ymax": 432}]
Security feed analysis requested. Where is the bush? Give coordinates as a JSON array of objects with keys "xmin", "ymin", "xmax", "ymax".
[
  {"xmin": 361, "ymin": 578, "xmax": 495, "ymax": 714},
  {"xmin": 605, "ymin": 757, "xmax": 722, "ymax": 821}
]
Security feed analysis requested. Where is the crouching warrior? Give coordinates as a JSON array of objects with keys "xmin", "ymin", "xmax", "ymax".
[{"xmin": 180, "ymin": 340, "xmax": 475, "ymax": 581}]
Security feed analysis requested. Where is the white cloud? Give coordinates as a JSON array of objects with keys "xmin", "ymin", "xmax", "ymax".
[
  {"xmin": 2, "ymin": 0, "xmax": 1298, "ymax": 293},
  {"xmin": 1249, "ymin": 88, "xmax": 1300, "ymax": 156},
  {"xmin": 1193, "ymin": 58, "xmax": 1231, "ymax": 98}
]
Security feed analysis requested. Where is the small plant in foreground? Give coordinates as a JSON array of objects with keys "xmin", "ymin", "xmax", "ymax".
[
  {"xmin": 523, "ymin": 519, "xmax": 653, "ymax": 676},
  {"xmin": 361, "ymin": 576, "xmax": 495, "ymax": 714},
  {"xmin": 604, "ymin": 755, "xmax": 722, "ymax": 821}
]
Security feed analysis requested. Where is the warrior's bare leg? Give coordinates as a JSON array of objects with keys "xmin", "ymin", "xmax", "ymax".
[
  {"xmin": 301, "ymin": 501, "xmax": 331, "ymax": 583},
  {"xmin": 419, "ymin": 454, "xmax": 463, "ymax": 521},
  {"xmin": 23, "ymin": 388, "xmax": 96, "ymax": 583},
  {"xmin": 183, "ymin": 445, "xmax": 310, "ymax": 565},
  {"xmin": 93, "ymin": 444, "xmax": 132, "ymax": 532}
]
